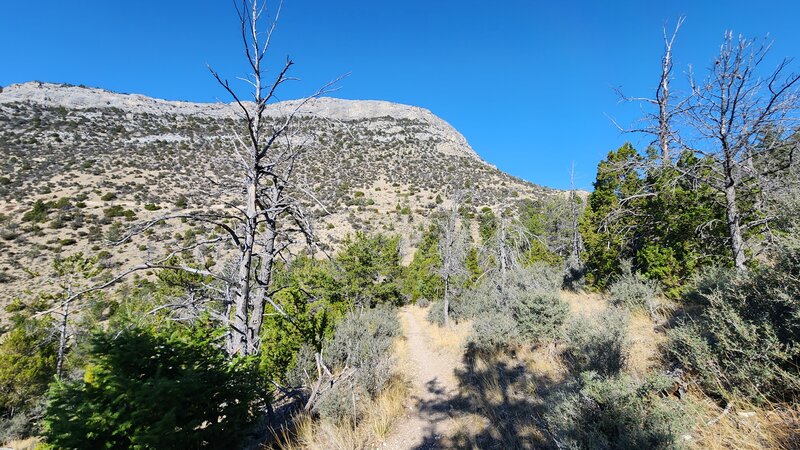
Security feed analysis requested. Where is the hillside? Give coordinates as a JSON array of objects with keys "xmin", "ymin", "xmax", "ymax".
[{"xmin": 0, "ymin": 82, "xmax": 554, "ymax": 301}]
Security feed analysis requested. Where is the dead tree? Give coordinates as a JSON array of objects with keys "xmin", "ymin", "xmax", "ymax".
[
  {"xmin": 100, "ymin": 0, "xmax": 341, "ymax": 357},
  {"xmin": 615, "ymin": 17, "xmax": 688, "ymax": 165},
  {"xmin": 206, "ymin": 0, "xmax": 302, "ymax": 356},
  {"xmin": 55, "ymin": 298, "xmax": 69, "ymax": 380},
  {"xmin": 684, "ymin": 33, "xmax": 800, "ymax": 270},
  {"xmin": 437, "ymin": 191, "xmax": 468, "ymax": 326},
  {"xmin": 46, "ymin": 253, "xmax": 102, "ymax": 379},
  {"xmin": 569, "ymin": 162, "xmax": 583, "ymax": 262},
  {"xmin": 203, "ymin": 0, "xmax": 343, "ymax": 355},
  {"xmin": 480, "ymin": 208, "xmax": 535, "ymax": 298}
]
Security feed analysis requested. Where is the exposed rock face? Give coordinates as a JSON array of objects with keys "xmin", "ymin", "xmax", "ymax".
[
  {"xmin": 0, "ymin": 82, "xmax": 235, "ymax": 116},
  {"xmin": 0, "ymin": 82, "xmax": 553, "ymax": 301},
  {"xmin": 0, "ymin": 82, "xmax": 479, "ymax": 160}
]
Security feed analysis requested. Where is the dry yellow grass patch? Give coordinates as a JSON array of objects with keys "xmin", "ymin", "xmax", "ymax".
[
  {"xmin": 271, "ymin": 377, "xmax": 409, "ymax": 450},
  {"xmin": 687, "ymin": 394, "xmax": 800, "ymax": 449},
  {"xmin": 453, "ymin": 346, "xmax": 549, "ymax": 449},
  {"xmin": 3, "ymin": 437, "xmax": 39, "ymax": 450},
  {"xmin": 626, "ymin": 310, "xmax": 667, "ymax": 377},
  {"xmin": 561, "ymin": 289, "xmax": 606, "ymax": 317},
  {"xmin": 409, "ymin": 304, "xmax": 471, "ymax": 357},
  {"xmin": 517, "ymin": 344, "xmax": 569, "ymax": 386},
  {"xmin": 446, "ymin": 413, "xmax": 492, "ymax": 448}
]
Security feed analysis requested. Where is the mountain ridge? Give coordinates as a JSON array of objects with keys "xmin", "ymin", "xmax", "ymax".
[{"xmin": 1, "ymin": 81, "xmax": 484, "ymax": 162}]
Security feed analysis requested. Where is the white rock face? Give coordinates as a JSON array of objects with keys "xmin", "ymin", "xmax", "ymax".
[{"xmin": 0, "ymin": 82, "xmax": 480, "ymax": 160}]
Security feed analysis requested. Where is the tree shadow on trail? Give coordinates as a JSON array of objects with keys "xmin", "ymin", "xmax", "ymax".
[
  {"xmin": 404, "ymin": 377, "xmax": 464, "ymax": 450},
  {"xmin": 411, "ymin": 343, "xmax": 560, "ymax": 450}
]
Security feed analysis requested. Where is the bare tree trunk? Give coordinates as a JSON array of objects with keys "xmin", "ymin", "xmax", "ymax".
[
  {"xmin": 723, "ymin": 169, "xmax": 747, "ymax": 271},
  {"xmin": 443, "ymin": 274, "xmax": 450, "ymax": 327},
  {"xmin": 56, "ymin": 298, "xmax": 69, "ymax": 380},
  {"xmin": 614, "ymin": 17, "xmax": 685, "ymax": 166},
  {"xmin": 656, "ymin": 18, "xmax": 683, "ymax": 163},
  {"xmin": 498, "ymin": 216, "xmax": 508, "ymax": 277},
  {"xmin": 569, "ymin": 162, "xmax": 581, "ymax": 261},
  {"xmin": 438, "ymin": 191, "xmax": 466, "ymax": 327},
  {"xmin": 250, "ymin": 222, "xmax": 277, "ymax": 354},
  {"xmin": 229, "ymin": 178, "xmax": 258, "ymax": 355}
]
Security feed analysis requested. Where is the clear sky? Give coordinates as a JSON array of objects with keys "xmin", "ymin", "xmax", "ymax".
[{"xmin": 2, "ymin": 1, "xmax": 799, "ymax": 190}]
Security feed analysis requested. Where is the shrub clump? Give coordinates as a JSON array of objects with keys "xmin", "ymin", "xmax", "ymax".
[
  {"xmin": 460, "ymin": 265, "xmax": 568, "ymax": 350},
  {"xmin": 668, "ymin": 242, "xmax": 800, "ymax": 404},
  {"xmin": 563, "ymin": 308, "xmax": 629, "ymax": 377},
  {"xmin": 426, "ymin": 299, "xmax": 446, "ymax": 326},
  {"xmin": 608, "ymin": 261, "xmax": 660, "ymax": 317},
  {"xmin": 469, "ymin": 311, "xmax": 521, "ymax": 351},
  {"xmin": 520, "ymin": 262, "xmax": 564, "ymax": 292},
  {"xmin": 42, "ymin": 324, "xmax": 265, "ymax": 449},
  {"xmin": 545, "ymin": 372, "xmax": 690, "ymax": 450},
  {"xmin": 563, "ymin": 256, "xmax": 587, "ymax": 292},
  {"xmin": 511, "ymin": 289, "xmax": 568, "ymax": 344},
  {"xmin": 0, "ymin": 317, "xmax": 57, "ymax": 441},
  {"xmin": 21, "ymin": 199, "xmax": 51, "ymax": 223},
  {"xmin": 315, "ymin": 378, "xmax": 370, "ymax": 424},
  {"xmin": 310, "ymin": 306, "xmax": 400, "ymax": 422}
]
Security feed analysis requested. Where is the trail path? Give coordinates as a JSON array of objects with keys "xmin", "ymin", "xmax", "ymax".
[{"xmin": 380, "ymin": 308, "xmax": 463, "ymax": 449}]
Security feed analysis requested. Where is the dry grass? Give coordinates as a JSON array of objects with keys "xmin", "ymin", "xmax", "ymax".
[
  {"xmin": 269, "ymin": 330, "xmax": 411, "ymax": 450},
  {"xmin": 626, "ymin": 310, "xmax": 667, "ymax": 377},
  {"xmin": 561, "ymin": 289, "xmax": 606, "ymax": 317},
  {"xmin": 686, "ymin": 393, "xmax": 800, "ymax": 449},
  {"xmin": 3, "ymin": 437, "xmax": 39, "ymax": 450},
  {"xmin": 409, "ymin": 304, "xmax": 471, "ymax": 357},
  {"xmin": 517, "ymin": 344, "xmax": 568, "ymax": 386},
  {"xmin": 271, "ymin": 378, "xmax": 409, "ymax": 450},
  {"xmin": 450, "ymin": 345, "xmax": 549, "ymax": 449},
  {"xmin": 447, "ymin": 413, "xmax": 492, "ymax": 448}
]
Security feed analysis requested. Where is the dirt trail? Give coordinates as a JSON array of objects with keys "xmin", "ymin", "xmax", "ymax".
[{"xmin": 380, "ymin": 308, "xmax": 463, "ymax": 449}]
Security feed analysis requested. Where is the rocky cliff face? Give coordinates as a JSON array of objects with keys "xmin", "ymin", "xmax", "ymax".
[
  {"xmin": 0, "ymin": 82, "xmax": 480, "ymax": 160},
  {"xmin": 0, "ymin": 82, "xmax": 553, "ymax": 300}
]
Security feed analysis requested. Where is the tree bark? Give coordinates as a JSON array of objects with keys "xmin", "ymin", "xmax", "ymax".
[
  {"xmin": 250, "ymin": 222, "xmax": 277, "ymax": 354},
  {"xmin": 443, "ymin": 274, "xmax": 450, "ymax": 327},
  {"xmin": 724, "ymin": 174, "xmax": 747, "ymax": 271},
  {"xmin": 229, "ymin": 178, "xmax": 258, "ymax": 355},
  {"xmin": 56, "ymin": 298, "xmax": 69, "ymax": 380},
  {"xmin": 570, "ymin": 163, "xmax": 581, "ymax": 261}
]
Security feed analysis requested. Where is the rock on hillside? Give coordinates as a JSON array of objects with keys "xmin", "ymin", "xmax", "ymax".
[{"xmin": 0, "ymin": 82, "xmax": 478, "ymax": 160}]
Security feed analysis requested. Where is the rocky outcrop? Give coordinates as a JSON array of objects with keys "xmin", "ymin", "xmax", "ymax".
[{"xmin": 0, "ymin": 82, "xmax": 479, "ymax": 160}]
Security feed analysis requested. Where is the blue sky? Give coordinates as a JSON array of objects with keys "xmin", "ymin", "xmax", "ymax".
[{"xmin": 2, "ymin": 1, "xmax": 799, "ymax": 190}]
